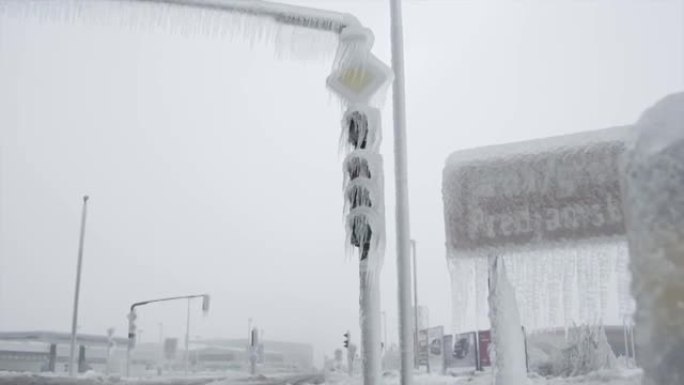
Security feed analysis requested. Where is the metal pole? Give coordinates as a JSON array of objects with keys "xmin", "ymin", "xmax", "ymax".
[
  {"xmin": 411, "ymin": 240, "xmax": 419, "ymax": 369},
  {"xmin": 126, "ymin": 343, "xmax": 131, "ymax": 376},
  {"xmin": 185, "ymin": 297, "xmax": 191, "ymax": 375},
  {"xmin": 69, "ymin": 195, "xmax": 89, "ymax": 376},
  {"xmin": 629, "ymin": 319, "xmax": 636, "ymax": 367},
  {"xmin": 389, "ymin": 1, "xmax": 414, "ymax": 385},
  {"xmin": 382, "ymin": 311, "xmax": 388, "ymax": 352},
  {"xmin": 158, "ymin": 323, "xmax": 164, "ymax": 376},
  {"xmin": 623, "ymin": 316, "xmax": 630, "ymax": 364},
  {"xmin": 360, "ymin": 264, "xmax": 382, "ymax": 385}
]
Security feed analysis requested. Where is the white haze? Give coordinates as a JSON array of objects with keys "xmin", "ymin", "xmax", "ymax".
[{"xmin": 0, "ymin": 0, "xmax": 681, "ymax": 366}]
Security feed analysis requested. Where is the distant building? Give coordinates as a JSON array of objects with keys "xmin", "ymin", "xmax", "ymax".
[
  {"xmin": 0, "ymin": 332, "xmax": 313, "ymax": 375},
  {"xmin": 0, "ymin": 331, "xmax": 127, "ymax": 374}
]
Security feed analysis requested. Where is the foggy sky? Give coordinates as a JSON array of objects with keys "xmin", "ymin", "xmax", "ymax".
[{"xmin": 0, "ymin": 0, "xmax": 682, "ymax": 366}]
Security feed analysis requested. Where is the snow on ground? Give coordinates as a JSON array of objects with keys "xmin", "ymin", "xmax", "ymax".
[
  {"xmin": 0, "ymin": 370, "xmax": 245, "ymax": 385},
  {"xmin": 325, "ymin": 369, "xmax": 642, "ymax": 385},
  {"xmin": 0, "ymin": 369, "xmax": 642, "ymax": 385}
]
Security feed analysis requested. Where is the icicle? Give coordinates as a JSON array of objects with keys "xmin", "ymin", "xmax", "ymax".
[{"xmin": 0, "ymin": 0, "xmax": 349, "ymax": 62}]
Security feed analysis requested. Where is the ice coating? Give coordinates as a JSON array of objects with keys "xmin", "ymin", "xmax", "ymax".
[
  {"xmin": 448, "ymin": 243, "xmax": 630, "ymax": 334},
  {"xmin": 339, "ymin": 101, "xmax": 386, "ymax": 385},
  {"xmin": 622, "ymin": 92, "xmax": 684, "ymax": 385},
  {"xmin": 488, "ymin": 256, "xmax": 528, "ymax": 385},
  {"xmin": 443, "ymin": 126, "xmax": 633, "ymax": 256},
  {"xmin": 443, "ymin": 126, "xmax": 635, "ymax": 334},
  {"xmin": 0, "ymin": 0, "xmax": 355, "ymax": 62},
  {"xmin": 339, "ymin": 105, "xmax": 382, "ymax": 154}
]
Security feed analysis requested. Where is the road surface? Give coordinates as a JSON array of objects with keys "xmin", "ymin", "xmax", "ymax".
[{"xmin": 0, "ymin": 372, "xmax": 326, "ymax": 385}]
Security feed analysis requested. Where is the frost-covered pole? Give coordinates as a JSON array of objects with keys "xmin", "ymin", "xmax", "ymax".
[
  {"xmin": 411, "ymin": 240, "xmax": 418, "ymax": 369},
  {"xmin": 69, "ymin": 195, "xmax": 89, "ymax": 376},
  {"xmin": 360, "ymin": 265, "xmax": 382, "ymax": 384},
  {"xmin": 339, "ymin": 103, "xmax": 389, "ymax": 385},
  {"xmin": 623, "ymin": 93, "xmax": 684, "ymax": 385},
  {"xmin": 488, "ymin": 256, "xmax": 527, "ymax": 385},
  {"xmin": 389, "ymin": 1, "xmax": 414, "ymax": 385}
]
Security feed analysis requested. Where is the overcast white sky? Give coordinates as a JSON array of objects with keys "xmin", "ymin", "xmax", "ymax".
[{"xmin": 0, "ymin": 0, "xmax": 682, "ymax": 366}]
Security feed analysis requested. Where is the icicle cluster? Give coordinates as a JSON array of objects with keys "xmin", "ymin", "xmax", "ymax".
[
  {"xmin": 448, "ymin": 244, "xmax": 631, "ymax": 334},
  {"xmin": 0, "ymin": 0, "xmax": 353, "ymax": 62}
]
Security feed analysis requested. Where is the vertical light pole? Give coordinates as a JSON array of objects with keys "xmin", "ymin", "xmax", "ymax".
[
  {"xmin": 382, "ymin": 311, "xmax": 388, "ymax": 352},
  {"xmin": 411, "ymin": 240, "xmax": 419, "ymax": 369},
  {"xmin": 69, "ymin": 195, "xmax": 89, "ymax": 376},
  {"xmin": 185, "ymin": 298, "xmax": 191, "ymax": 375},
  {"xmin": 158, "ymin": 322, "xmax": 164, "ymax": 376},
  {"xmin": 389, "ymin": 1, "xmax": 414, "ymax": 385}
]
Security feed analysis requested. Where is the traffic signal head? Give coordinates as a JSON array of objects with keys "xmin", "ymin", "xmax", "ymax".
[
  {"xmin": 343, "ymin": 331, "xmax": 350, "ymax": 348},
  {"xmin": 251, "ymin": 328, "xmax": 259, "ymax": 347},
  {"xmin": 340, "ymin": 106, "xmax": 381, "ymax": 153},
  {"xmin": 127, "ymin": 310, "xmax": 137, "ymax": 349},
  {"xmin": 345, "ymin": 208, "xmax": 385, "ymax": 263},
  {"xmin": 202, "ymin": 295, "xmax": 211, "ymax": 314},
  {"xmin": 343, "ymin": 151, "xmax": 383, "ymax": 187}
]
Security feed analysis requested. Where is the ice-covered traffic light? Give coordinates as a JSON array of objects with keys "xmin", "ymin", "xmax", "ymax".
[{"xmin": 341, "ymin": 105, "xmax": 385, "ymax": 265}]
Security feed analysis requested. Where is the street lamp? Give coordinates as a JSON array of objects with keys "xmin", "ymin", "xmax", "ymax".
[{"xmin": 69, "ymin": 195, "xmax": 89, "ymax": 376}]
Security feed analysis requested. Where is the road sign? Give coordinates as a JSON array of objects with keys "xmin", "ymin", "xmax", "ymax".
[{"xmin": 443, "ymin": 126, "xmax": 632, "ymax": 255}]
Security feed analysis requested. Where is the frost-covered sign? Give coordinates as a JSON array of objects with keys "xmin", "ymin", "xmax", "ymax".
[{"xmin": 443, "ymin": 127, "xmax": 632, "ymax": 254}]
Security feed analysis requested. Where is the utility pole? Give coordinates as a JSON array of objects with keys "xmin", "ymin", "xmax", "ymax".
[
  {"xmin": 389, "ymin": 1, "xmax": 414, "ymax": 384},
  {"xmin": 185, "ymin": 298, "xmax": 191, "ymax": 375},
  {"xmin": 382, "ymin": 311, "xmax": 388, "ymax": 353},
  {"xmin": 69, "ymin": 195, "xmax": 89, "ymax": 376},
  {"xmin": 412, "ymin": 239, "xmax": 419, "ymax": 369}
]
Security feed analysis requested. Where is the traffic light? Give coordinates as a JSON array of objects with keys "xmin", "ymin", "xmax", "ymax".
[
  {"xmin": 341, "ymin": 105, "xmax": 385, "ymax": 265},
  {"xmin": 251, "ymin": 328, "xmax": 259, "ymax": 348},
  {"xmin": 344, "ymin": 331, "xmax": 350, "ymax": 349},
  {"xmin": 106, "ymin": 327, "xmax": 116, "ymax": 351},
  {"xmin": 202, "ymin": 295, "xmax": 211, "ymax": 314},
  {"xmin": 127, "ymin": 310, "xmax": 137, "ymax": 349}
]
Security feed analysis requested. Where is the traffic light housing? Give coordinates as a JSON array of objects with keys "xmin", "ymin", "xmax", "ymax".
[
  {"xmin": 202, "ymin": 295, "xmax": 211, "ymax": 314},
  {"xmin": 251, "ymin": 328, "xmax": 259, "ymax": 348},
  {"xmin": 127, "ymin": 310, "xmax": 137, "ymax": 349},
  {"xmin": 344, "ymin": 331, "xmax": 350, "ymax": 349},
  {"xmin": 341, "ymin": 106, "xmax": 385, "ymax": 265}
]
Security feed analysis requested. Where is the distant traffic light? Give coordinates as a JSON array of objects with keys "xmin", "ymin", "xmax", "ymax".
[
  {"xmin": 344, "ymin": 331, "xmax": 350, "ymax": 349},
  {"xmin": 127, "ymin": 310, "xmax": 137, "ymax": 349},
  {"xmin": 202, "ymin": 295, "xmax": 211, "ymax": 313},
  {"xmin": 251, "ymin": 328, "xmax": 259, "ymax": 347}
]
